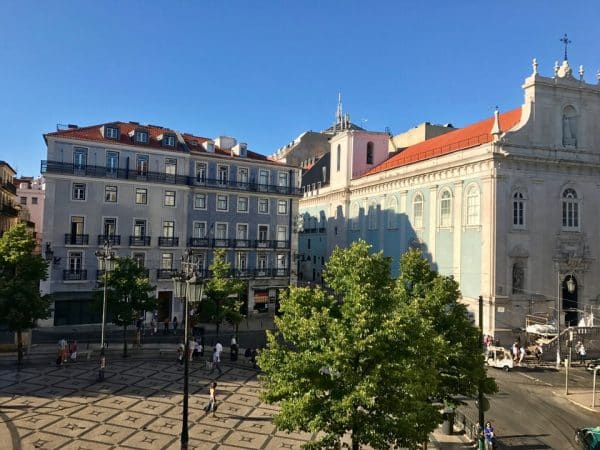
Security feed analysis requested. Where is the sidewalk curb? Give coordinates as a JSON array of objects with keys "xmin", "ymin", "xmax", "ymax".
[{"xmin": 552, "ymin": 390, "xmax": 597, "ymax": 412}]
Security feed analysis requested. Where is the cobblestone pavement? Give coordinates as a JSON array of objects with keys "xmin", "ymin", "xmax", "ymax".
[{"xmin": 0, "ymin": 358, "xmax": 316, "ymax": 450}]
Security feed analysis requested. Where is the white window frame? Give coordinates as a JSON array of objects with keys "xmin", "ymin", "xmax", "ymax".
[
  {"xmin": 277, "ymin": 225, "xmax": 287, "ymax": 242},
  {"xmin": 164, "ymin": 190, "xmax": 176, "ymax": 207},
  {"xmin": 194, "ymin": 193, "xmax": 207, "ymax": 210},
  {"xmin": 164, "ymin": 135, "xmax": 176, "ymax": 147},
  {"xmin": 465, "ymin": 185, "xmax": 480, "ymax": 227},
  {"xmin": 238, "ymin": 167, "xmax": 249, "ymax": 185},
  {"xmin": 165, "ymin": 158, "xmax": 177, "ymax": 176},
  {"xmin": 216, "ymin": 194, "xmax": 229, "ymax": 212},
  {"xmin": 132, "ymin": 252, "xmax": 145, "ymax": 268},
  {"xmin": 439, "ymin": 189, "xmax": 452, "ymax": 228},
  {"xmin": 278, "ymin": 172, "xmax": 288, "ymax": 187},
  {"xmin": 162, "ymin": 220, "xmax": 175, "ymax": 238},
  {"xmin": 218, "ymin": 165, "xmax": 229, "ymax": 186},
  {"xmin": 106, "ymin": 151, "xmax": 119, "ymax": 174},
  {"xmin": 512, "ymin": 191, "xmax": 526, "ymax": 230},
  {"xmin": 102, "ymin": 217, "xmax": 117, "ymax": 237},
  {"xmin": 105, "ymin": 126, "xmax": 119, "ymax": 139},
  {"xmin": 257, "ymin": 225, "xmax": 269, "ymax": 241},
  {"xmin": 215, "ymin": 222, "xmax": 228, "ymax": 239},
  {"xmin": 72, "ymin": 183, "xmax": 87, "ymax": 201},
  {"xmin": 259, "ymin": 169, "xmax": 269, "ymax": 186},
  {"xmin": 133, "ymin": 219, "xmax": 147, "ymax": 237},
  {"xmin": 237, "ymin": 223, "xmax": 248, "ymax": 239},
  {"xmin": 277, "ymin": 199, "xmax": 288, "ymax": 215},
  {"xmin": 413, "ymin": 193, "xmax": 424, "ymax": 229},
  {"xmin": 68, "ymin": 251, "xmax": 83, "ymax": 272},
  {"xmin": 258, "ymin": 198, "xmax": 269, "ymax": 214},
  {"xmin": 195, "ymin": 162, "xmax": 207, "ymax": 183},
  {"xmin": 562, "ymin": 188, "xmax": 580, "ymax": 231},
  {"xmin": 193, "ymin": 221, "xmax": 207, "ymax": 238},
  {"xmin": 237, "ymin": 196, "xmax": 249, "ymax": 213},
  {"xmin": 135, "ymin": 130, "xmax": 149, "ymax": 144},
  {"xmin": 135, "ymin": 188, "xmax": 148, "ymax": 205},
  {"xmin": 161, "ymin": 253, "xmax": 173, "ymax": 270},
  {"xmin": 73, "ymin": 147, "xmax": 88, "ymax": 169},
  {"xmin": 136, "ymin": 154, "xmax": 149, "ymax": 176}
]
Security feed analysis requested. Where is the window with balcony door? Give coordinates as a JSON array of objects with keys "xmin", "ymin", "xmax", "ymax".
[
  {"xmin": 215, "ymin": 223, "xmax": 227, "ymax": 239},
  {"xmin": 73, "ymin": 148, "xmax": 87, "ymax": 170},
  {"xmin": 133, "ymin": 253, "xmax": 145, "ymax": 268},
  {"xmin": 216, "ymin": 195, "xmax": 228, "ymax": 211},
  {"xmin": 237, "ymin": 224, "xmax": 248, "ymax": 239},
  {"xmin": 258, "ymin": 198, "xmax": 269, "ymax": 214},
  {"xmin": 218, "ymin": 166, "xmax": 228, "ymax": 186},
  {"xmin": 258, "ymin": 225, "xmax": 268, "ymax": 241},
  {"xmin": 68, "ymin": 251, "xmax": 83, "ymax": 272},
  {"xmin": 257, "ymin": 254, "xmax": 267, "ymax": 271},
  {"xmin": 134, "ymin": 219, "xmax": 146, "ymax": 237},
  {"xmin": 277, "ymin": 225, "xmax": 287, "ymax": 243},
  {"xmin": 277, "ymin": 200, "xmax": 288, "ymax": 215},
  {"xmin": 278, "ymin": 172, "xmax": 288, "ymax": 187},
  {"xmin": 70, "ymin": 216, "xmax": 84, "ymax": 239},
  {"xmin": 106, "ymin": 151, "xmax": 119, "ymax": 175},
  {"xmin": 165, "ymin": 158, "xmax": 177, "ymax": 177},
  {"xmin": 195, "ymin": 162, "xmax": 207, "ymax": 183},
  {"xmin": 163, "ymin": 221, "xmax": 174, "ymax": 237},
  {"xmin": 136, "ymin": 155, "xmax": 149, "ymax": 176},
  {"xmin": 259, "ymin": 169, "xmax": 269, "ymax": 186},
  {"xmin": 237, "ymin": 252, "xmax": 248, "ymax": 272},
  {"xmin": 103, "ymin": 218, "xmax": 117, "ymax": 237},
  {"xmin": 238, "ymin": 167, "xmax": 249, "ymax": 185},
  {"xmin": 277, "ymin": 254, "xmax": 287, "ymax": 268},
  {"xmin": 193, "ymin": 221, "xmax": 206, "ymax": 238},
  {"xmin": 161, "ymin": 253, "xmax": 173, "ymax": 270}
]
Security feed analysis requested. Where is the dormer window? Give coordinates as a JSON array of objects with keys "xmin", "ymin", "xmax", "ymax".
[
  {"xmin": 105, "ymin": 126, "xmax": 119, "ymax": 140},
  {"xmin": 135, "ymin": 130, "xmax": 149, "ymax": 144},
  {"xmin": 163, "ymin": 134, "xmax": 176, "ymax": 147}
]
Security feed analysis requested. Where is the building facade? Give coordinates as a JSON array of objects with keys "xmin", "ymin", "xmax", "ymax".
[
  {"xmin": 291, "ymin": 58, "xmax": 600, "ymax": 341},
  {"xmin": 0, "ymin": 161, "xmax": 18, "ymax": 234},
  {"xmin": 41, "ymin": 122, "xmax": 301, "ymax": 326},
  {"xmin": 16, "ymin": 176, "xmax": 45, "ymax": 246}
]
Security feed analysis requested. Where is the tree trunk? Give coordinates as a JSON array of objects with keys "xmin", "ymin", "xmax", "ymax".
[
  {"xmin": 351, "ymin": 437, "xmax": 359, "ymax": 450},
  {"xmin": 123, "ymin": 325, "xmax": 128, "ymax": 358},
  {"xmin": 16, "ymin": 330, "xmax": 23, "ymax": 366}
]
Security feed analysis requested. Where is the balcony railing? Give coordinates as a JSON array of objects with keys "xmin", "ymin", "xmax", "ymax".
[
  {"xmin": 253, "ymin": 268, "xmax": 290, "ymax": 277},
  {"xmin": 157, "ymin": 269, "xmax": 177, "ymax": 279},
  {"xmin": 63, "ymin": 269, "xmax": 87, "ymax": 281},
  {"xmin": 274, "ymin": 240, "xmax": 289, "ymax": 249},
  {"xmin": 188, "ymin": 237, "xmax": 210, "ymax": 247},
  {"xmin": 231, "ymin": 269, "xmax": 252, "ymax": 278},
  {"xmin": 129, "ymin": 236, "xmax": 151, "ymax": 246},
  {"xmin": 273, "ymin": 268, "xmax": 290, "ymax": 277},
  {"xmin": 42, "ymin": 160, "xmax": 303, "ymax": 196},
  {"xmin": 64, "ymin": 234, "xmax": 89, "ymax": 245},
  {"xmin": 1, "ymin": 182, "xmax": 16, "ymax": 195},
  {"xmin": 158, "ymin": 237, "xmax": 179, "ymax": 247},
  {"xmin": 0, "ymin": 203, "xmax": 19, "ymax": 217},
  {"xmin": 234, "ymin": 239, "xmax": 252, "ymax": 248},
  {"xmin": 213, "ymin": 238, "xmax": 231, "ymax": 248},
  {"xmin": 97, "ymin": 235, "xmax": 121, "ymax": 245},
  {"xmin": 255, "ymin": 239, "xmax": 272, "ymax": 249}
]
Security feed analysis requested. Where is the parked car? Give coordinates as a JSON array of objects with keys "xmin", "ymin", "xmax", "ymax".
[
  {"xmin": 486, "ymin": 346, "xmax": 514, "ymax": 371},
  {"xmin": 575, "ymin": 427, "xmax": 600, "ymax": 449}
]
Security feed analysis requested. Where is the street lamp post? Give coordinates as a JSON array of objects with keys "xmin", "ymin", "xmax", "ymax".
[
  {"xmin": 556, "ymin": 268, "xmax": 576, "ymax": 369},
  {"xmin": 95, "ymin": 241, "xmax": 114, "ymax": 371},
  {"xmin": 173, "ymin": 250, "xmax": 202, "ymax": 450}
]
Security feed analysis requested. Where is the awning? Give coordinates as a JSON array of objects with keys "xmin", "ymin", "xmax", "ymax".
[{"xmin": 254, "ymin": 291, "xmax": 268, "ymax": 304}]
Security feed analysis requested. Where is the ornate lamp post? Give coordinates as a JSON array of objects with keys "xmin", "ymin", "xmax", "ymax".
[
  {"xmin": 556, "ymin": 269, "xmax": 576, "ymax": 368},
  {"xmin": 95, "ymin": 241, "xmax": 115, "ymax": 369},
  {"xmin": 172, "ymin": 250, "xmax": 203, "ymax": 450}
]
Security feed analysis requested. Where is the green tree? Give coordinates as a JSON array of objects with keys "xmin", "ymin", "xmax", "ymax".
[
  {"xmin": 196, "ymin": 249, "xmax": 246, "ymax": 338},
  {"xmin": 0, "ymin": 224, "xmax": 51, "ymax": 365},
  {"xmin": 258, "ymin": 241, "xmax": 495, "ymax": 450},
  {"xmin": 99, "ymin": 257, "xmax": 155, "ymax": 357}
]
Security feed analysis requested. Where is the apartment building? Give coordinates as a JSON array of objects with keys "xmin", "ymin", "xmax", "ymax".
[
  {"xmin": 41, "ymin": 122, "xmax": 301, "ymax": 326},
  {"xmin": 0, "ymin": 161, "xmax": 18, "ymax": 234}
]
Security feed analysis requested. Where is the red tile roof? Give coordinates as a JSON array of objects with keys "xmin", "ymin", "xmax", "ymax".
[
  {"xmin": 364, "ymin": 107, "xmax": 522, "ymax": 177},
  {"xmin": 44, "ymin": 122, "xmax": 285, "ymax": 165}
]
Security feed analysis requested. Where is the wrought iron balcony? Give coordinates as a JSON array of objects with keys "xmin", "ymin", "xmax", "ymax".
[
  {"xmin": 272, "ymin": 268, "xmax": 290, "ymax": 277},
  {"xmin": 212, "ymin": 238, "xmax": 231, "ymax": 248},
  {"xmin": 41, "ymin": 160, "xmax": 303, "ymax": 196},
  {"xmin": 63, "ymin": 269, "xmax": 88, "ymax": 281},
  {"xmin": 64, "ymin": 234, "xmax": 89, "ymax": 245},
  {"xmin": 0, "ymin": 202, "xmax": 18, "ymax": 217},
  {"xmin": 231, "ymin": 269, "xmax": 252, "ymax": 278},
  {"xmin": 234, "ymin": 239, "xmax": 252, "ymax": 248},
  {"xmin": 1, "ymin": 182, "xmax": 16, "ymax": 195},
  {"xmin": 255, "ymin": 239, "xmax": 272, "ymax": 249},
  {"xmin": 97, "ymin": 235, "xmax": 121, "ymax": 246},
  {"xmin": 254, "ymin": 268, "xmax": 272, "ymax": 277},
  {"xmin": 129, "ymin": 236, "xmax": 151, "ymax": 246},
  {"xmin": 274, "ymin": 240, "xmax": 289, "ymax": 249},
  {"xmin": 188, "ymin": 237, "xmax": 210, "ymax": 247},
  {"xmin": 158, "ymin": 237, "xmax": 179, "ymax": 247},
  {"xmin": 157, "ymin": 269, "xmax": 177, "ymax": 279}
]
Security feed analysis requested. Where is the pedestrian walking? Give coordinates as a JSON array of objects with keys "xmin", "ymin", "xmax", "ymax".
[
  {"xmin": 203, "ymin": 382, "xmax": 218, "ymax": 416},
  {"xmin": 151, "ymin": 317, "xmax": 157, "ymax": 336},
  {"xmin": 209, "ymin": 349, "xmax": 222, "ymax": 375},
  {"xmin": 172, "ymin": 316, "xmax": 178, "ymax": 334},
  {"xmin": 577, "ymin": 342, "xmax": 587, "ymax": 365},
  {"xmin": 69, "ymin": 341, "xmax": 78, "ymax": 361},
  {"xmin": 194, "ymin": 339, "xmax": 203, "ymax": 359},
  {"xmin": 483, "ymin": 421, "xmax": 495, "ymax": 450},
  {"xmin": 98, "ymin": 349, "xmax": 106, "ymax": 381},
  {"xmin": 215, "ymin": 340, "xmax": 223, "ymax": 357}
]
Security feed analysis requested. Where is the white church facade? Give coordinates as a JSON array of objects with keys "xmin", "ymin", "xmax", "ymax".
[{"xmin": 285, "ymin": 58, "xmax": 600, "ymax": 341}]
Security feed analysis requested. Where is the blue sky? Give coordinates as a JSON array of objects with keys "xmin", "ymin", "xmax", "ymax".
[{"xmin": 1, "ymin": 1, "xmax": 599, "ymax": 176}]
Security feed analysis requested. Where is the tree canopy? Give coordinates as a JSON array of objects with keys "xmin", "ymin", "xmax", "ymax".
[
  {"xmin": 258, "ymin": 240, "xmax": 495, "ymax": 450},
  {"xmin": 0, "ymin": 224, "xmax": 51, "ymax": 363},
  {"xmin": 196, "ymin": 249, "xmax": 246, "ymax": 337}
]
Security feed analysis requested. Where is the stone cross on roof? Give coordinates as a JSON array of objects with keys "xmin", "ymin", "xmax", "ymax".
[{"xmin": 560, "ymin": 33, "xmax": 571, "ymax": 61}]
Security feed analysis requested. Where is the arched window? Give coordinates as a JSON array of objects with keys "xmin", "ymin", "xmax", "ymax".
[
  {"xmin": 439, "ymin": 190, "xmax": 452, "ymax": 227},
  {"xmin": 366, "ymin": 142, "xmax": 374, "ymax": 165},
  {"xmin": 512, "ymin": 191, "xmax": 526, "ymax": 229},
  {"xmin": 413, "ymin": 193, "xmax": 424, "ymax": 229},
  {"xmin": 562, "ymin": 188, "xmax": 579, "ymax": 230},
  {"xmin": 336, "ymin": 145, "xmax": 341, "ymax": 172},
  {"xmin": 562, "ymin": 105, "xmax": 578, "ymax": 147},
  {"xmin": 466, "ymin": 185, "xmax": 480, "ymax": 226},
  {"xmin": 386, "ymin": 196, "xmax": 398, "ymax": 229},
  {"xmin": 350, "ymin": 202, "xmax": 360, "ymax": 230},
  {"xmin": 368, "ymin": 200, "xmax": 378, "ymax": 230}
]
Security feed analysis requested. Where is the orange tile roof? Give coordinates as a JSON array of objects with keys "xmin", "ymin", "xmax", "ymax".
[
  {"xmin": 44, "ymin": 121, "xmax": 287, "ymax": 165},
  {"xmin": 364, "ymin": 107, "xmax": 522, "ymax": 177}
]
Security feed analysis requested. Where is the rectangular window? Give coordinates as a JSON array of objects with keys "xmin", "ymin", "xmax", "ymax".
[
  {"xmin": 215, "ymin": 223, "xmax": 227, "ymax": 239},
  {"xmin": 165, "ymin": 158, "xmax": 177, "ymax": 176},
  {"xmin": 135, "ymin": 130, "xmax": 149, "ymax": 144},
  {"xmin": 161, "ymin": 253, "xmax": 173, "ymax": 270},
  {"xmin": 237, "ymin": 196, "xmax": 248, "ymax": 212},
  {"xmin": 105, "ymin": 185, "xmax": 117, "ymax": 203},
  {"xmin": 72, "ymin": 183, "xmax": 86, "ymax": 200},
  {"xmin": 278, "ymin": 172, "xmax": 288, "ymax": 187},
  {"xmin": 20, "ymin": 196, "xmax": 27, "ymax": 205},
  {"xmin": 216, "ymin": 194, "xmax": 228, "ymax": 211},
  {"xmin": 277, "ymin": 200, "xmax": 288, "ymax": 215},
  {"xmin": 258, "ymin": 198, "xmax": 269, "ymax": 214},
  {"xmin": 258, "ymin": 225, "xmax": 268, "ymax": 241},
  {"xmin": 73, "ymin": 147, "xmax": 87, "ymax": 169},
  {"xmin": 237, "ymin": 252, "xmax": 248, "ymax": 271},
  {"xmin": 218, "ymin": 165, "xmax": 228, "ymax": 186},
  {"xmin": 31, "ymin": 197, "xmax": 38, "ymax": 205},
  {"xmin": 103, "ymin": 218, "xmax": 117, "ymax": 237},
  {"xmin": 163, "ymin": 135, "xmax": 176, "ymax": 147},
  {"xmin": 194, "ymin": 193, "xmax": 206, "ymax": 210},
  {"xmin": 238, "ymin": 167, "xmax": 249, "ymax": 185},
  {"xmin": 68, "ymin": 251, "xmax": 83, "ymax": 272},
  {"xmin": 258, "ymin": 253, "xmax": 267, "ymax": 270},
  {"xmin": 106, "ymin": 151, "xmax": 119, "ymax": 175},
  {"xmin": 135, "ymin": 188, "xmax": 147, "ymax": 205},
  {"xmin": 163, "ymin": 221, "xmax": 174, "ymax": 237},
  {"xmin": 277, "ymin": 253, "xmax": 287, "ymax": 269},
  {"xmin": 133, "ymin": 253, "xmax": 145, "ymax": 268},
  {"xmin": 70, "ymin": 216, "xmax": 84, "ymax": 236},
  {"xmin": 105, "ymin": 126, "xmax": 119, "ymax": 139},
  {"xmin": 134, "ymin": 219, "xmax": 146, "ymax": 237},
  {"xmin": 193, "ymin": 221, "xmax": 206, "ymax": 238},
  {"xmin": 136, "ymin": 154, "xmax": 149, "ymax": 176},
  {"xmin": 164, "ymin": 190, "xmax": 176, "ymax": 207},
  {"xmin": 277, "ymin": 225, "xmax": 287, "ymax": 242},
  {"xmin": 195, "ymin": 162, "xmax": 207, "ymax": 183}
]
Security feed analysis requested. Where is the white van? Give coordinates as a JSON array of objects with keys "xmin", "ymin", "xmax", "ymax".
[{"xmin": 486, "ymin": 346, "xmax": 514, "ymax": 371}]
